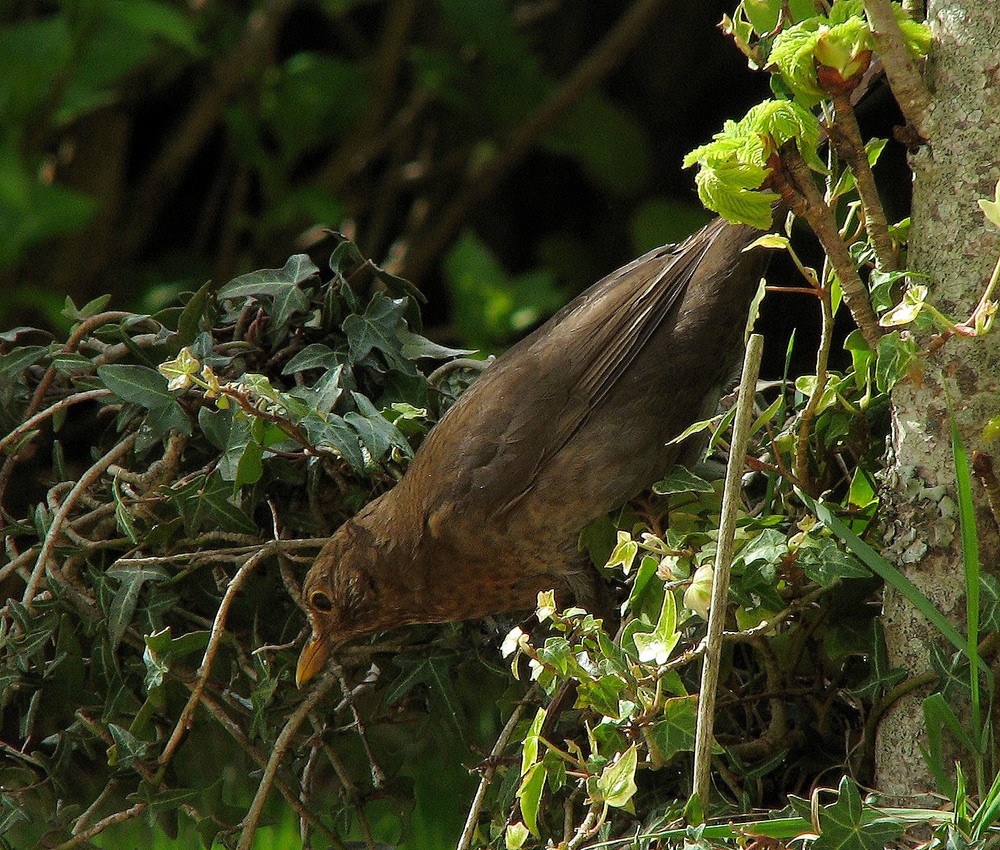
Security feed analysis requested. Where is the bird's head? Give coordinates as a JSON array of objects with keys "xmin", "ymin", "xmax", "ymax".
[{"xmin": 295, "ymin": 521, "xmax": 383, "ymax": 687}]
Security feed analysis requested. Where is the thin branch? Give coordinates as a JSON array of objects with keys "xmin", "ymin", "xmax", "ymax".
[
  {"xmin": 776, "ymin": 144, "xmax": 883, "ymax": 348},
  {"xmin": 457, "ymin": 692, "xmax": 535, "ymax": 850},
  {"xmin": 49, "ymin": 802, "xmax": 147, "ymax": 850},
  {"xmin": 566, "ymin": 802, "xmax": 604, "ymax": 850},
  {"xmin": 863, "ymin": 0, "xmax": 933, "ymax": 138},
  {"xmin": 0, "ymin": 389, "xmax": 111, "ymax": 453},
  {"xmin": 236, "ymin": 670, "xmax": 339, "ymax": 850},
  {"xmin": 830, "ymin": 91, "xmax": 898, "ymax": 270},
  {"xmin": 22, "ymin": 434, "xmax": 137, "ymax": 609},
  {"xmin": 692, "ymin": 334, "xmax": 764, "ymax": 817},
  {"xmin": 157, "ymin": 542, "xmax": 276, "ymax": 773},
  {"xmin": 192, "ymin": 689, "xmax": 345, "ymax": 848},
  {"xmin": 793, "ymin": 265, "xmax": 834, "ymax": 495}
]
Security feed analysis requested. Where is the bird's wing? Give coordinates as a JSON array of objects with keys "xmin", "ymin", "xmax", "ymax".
[{"xmin": 409, "ymin": 218, "xmax": 759, "ymax": 529}]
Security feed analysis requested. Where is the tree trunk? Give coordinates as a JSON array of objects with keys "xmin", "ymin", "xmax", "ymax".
[{"xmin": 875, "ymin": 0, "xmax": 1000, "ymax": 801}]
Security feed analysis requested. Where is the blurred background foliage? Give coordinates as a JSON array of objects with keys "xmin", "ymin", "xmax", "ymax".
[{"xmin": 0, "ymin": 0, "xmax": 778, "ymax": 353}]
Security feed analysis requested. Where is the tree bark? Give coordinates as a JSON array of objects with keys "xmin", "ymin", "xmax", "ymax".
[{"xmin": 876, "ymin": 0, "xmax": 1000, "ymax": 801}]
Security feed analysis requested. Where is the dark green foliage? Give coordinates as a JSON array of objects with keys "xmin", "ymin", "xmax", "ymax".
[{"xmin": 0, "ymin": 235, "xmax": 506, "ymax": 849}]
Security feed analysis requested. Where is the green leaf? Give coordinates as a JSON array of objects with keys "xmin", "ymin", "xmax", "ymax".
[
  {"xmin": 605, "ymin": 531, "xmax": 639, "ymax": 575},
  {"xmin": 345, "ymin": 392, "xmax": 413, "ymax": 461},
  {"xmin": 979, "ymin": 178, "xmax": 1000, "ymax": 229},
  {"xmin": 107, "ymin": 723, "xmax": 148, "ymax": 768},
  {"xmin": 879, "ymin": 284, "xmax": 928, "ymax": 327},
  {"xmin": 0, "ymin": 345, "xmax": 48, "ymax": 378},
  {"xmin": 576, "ymin": 675, "xmax": 627, "ymax": 719},
  {"xmin": 219, "ymin": 415, "xmax": 262, "ymax": 485},
  {"xmin": 652, "ymin": 466, "xmax": 714, "ymax": 495},
  {"xmin": 505, "ymin": 821, "xmax": 530, "ymax": 849},
  {"xmin": 218, "ymin": 255, "xmax": 318, "ymax": 342},
  {"xmin": 197, "ymin": 474, "xmax": 259, "ymax": 534},
  {"xmin": 633, "ymin": 589, "xmax": 680, "ymax": 665},
  {"xmin": 282, "ymin": 343, "xmax": 341, "ymax": 373},
  {"xmin": 874, "ymin": 331, "xmax": 920, "ymax": 392},
  {"xmin": 106, "ymin": 564, "xmax": 170, "ymax": 652},
  {"xmin": 596, "ymin": 744, "xmax": 638, "ymax": 808},
  {"xmin": 398, "ymin": 329, "xmax": 474, "ymax": 360},
  {"xmin": 301, "ymin": 412, "xmax": 365, "ymax": 470},
  {"xmin": 98, "ymin": 364, "xmax": 174, "ymax": 408},
  {"xmin": 796, "ymin": 537, "xmax": 870, "ymax": 584},
  {"xmin": 810, "ymin": 776, "xmax": 903, "ymax": 850},
  {"xmin": 520, "ymin": 707, "xmax": 546, "ymax": 774},
  {"xmin": 342, "ymin": 293, "xmax": 412, "ymax": 372},
  {"xmin": 518, "ymin": 762, "xmax": 546, "ymax": 837},
  {"xmin": 647, "ymin": 695, "xmax": 699, "ymax": 765}
]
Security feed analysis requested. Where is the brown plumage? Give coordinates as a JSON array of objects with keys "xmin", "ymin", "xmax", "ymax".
[{"xmin": 296, "ymin": 216, "xmax": 770, "ymax": 685}]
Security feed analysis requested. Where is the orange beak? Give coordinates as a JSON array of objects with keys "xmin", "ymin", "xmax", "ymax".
[{"xmin": 295, "ymin": 633, "xmax": 330, "ymax": 688}]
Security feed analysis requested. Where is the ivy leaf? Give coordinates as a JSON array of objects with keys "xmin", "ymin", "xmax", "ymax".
[
  {"xmin": 979, "ymin": 178, "xmax": 1000, "ymax": 229},
  {"xmin": 343, "ymin": 293, "xmax": 411, "ymax": 372},
  {"xmin": 576, "ymin": 674, "xmax": 627, "ymax": 719},
  {"xmin": 218, "ymin": 254, "xmax": 317, "ymax": 343},
  {"xmin": 879, "ymin": 284, "xmax": 928, "ymax": 327},
  {"xmin": 810, "ymin": 776, "xmax": 903, "ymax": 850},
  {"xmin": 106, "ymin": 564, "xmax": 170, "ymax": 652},
  {"xmin": 0, "ymin": 345, "xmax": 48, "ymax": 378},
  {"xmin": 301, "ymin": 412, "xmax": 365, "ymax": 470},
  {"xmin": 796, "ymin": 538, "xmax": 870, "ymax": 584},
  {"xmin": 398, "ymin": 329, "xmax": 474, "ymax": 360},
  {"xmin": 652, "ymin": 465, "xmax": 714, "ymax": 495},
  {"xmin": 595, "ymin": 744, "xmax": 638, "ymax": 809},
  {"xmin": 633, "ymin": 589, "xmax": 680, "ymax": 665},
  {"xmin": 874, "ymin": 331, "xmax": 921, "ymax": 392},
  {"xmin": 647, "ymin": 695, "xmax": 699, "ymax": 765},
  {"xmin": 345, "ymin": 392, "xmax": 413, "ymax": 461},
  {"xmin": 107, "ymin": 723, "xmax": 148, "ymax": 768},
  {"xmin": 505, "ymin": 822, "xmax": 530, "ymax": 849},
  {"xmin": 98, "ymin": 364, "xmax": 174, "ymax": 408},
  {"xmin": 605, "ymin": 531, "xmax": 639, "ymax": 575},
  {"xmin": 281, "ymin": 343, "xmax": 341, "ymax": 373},
  {"xmin": 518, "ymin": 762, "xmax": 546, "ymax": 837}
]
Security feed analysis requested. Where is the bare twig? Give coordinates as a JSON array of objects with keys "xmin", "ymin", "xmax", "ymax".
[
  {"xmin": 793, "ymin": 262, "xmax": 834, "ymax": 495},
  {"xmin": 0, "ymin": 389, "xmax": 111, "ymax": 453},
  {"xmin": 566, "ymin": 802, "xmax": 604, "ymax": 849},
  {"xmin": 692, "ymin": 334, "xmax": 764, "ymax": 817},
  {"xmin": 49, "ymin": 803, "xmax": 147, "ymax": 850}
]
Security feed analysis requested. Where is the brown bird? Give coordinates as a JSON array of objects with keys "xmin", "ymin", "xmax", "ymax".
[{"xmin": 296, "ymin": 216, "xmax": 770, "ymax": 686}]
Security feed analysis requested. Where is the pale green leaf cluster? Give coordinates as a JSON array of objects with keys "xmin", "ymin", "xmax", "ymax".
[
  {"xmin": 770, "ymin": 1, "xmax": 931, "ymax": 106},
  {"xmin": 683, "ymin": 100, "xmax": 819, "ymax": 229}
]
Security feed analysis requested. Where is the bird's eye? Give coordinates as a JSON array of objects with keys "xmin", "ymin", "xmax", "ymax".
[{"xmin": 310, "ymin": 590, "xmax": 333, "ymax": 612}]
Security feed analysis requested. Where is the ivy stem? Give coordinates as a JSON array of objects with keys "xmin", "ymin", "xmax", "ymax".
[
  {"xmin": 830, "ymin": 91, "xmax": 898, "ymax": 270},
  {"xmin": 775, "ymin": 143, "xmax": 884, "ymax": 349}
]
